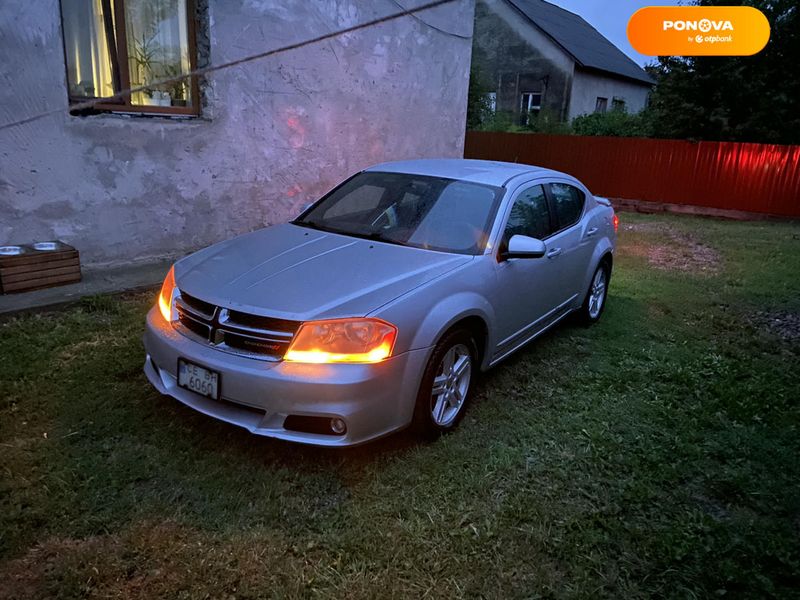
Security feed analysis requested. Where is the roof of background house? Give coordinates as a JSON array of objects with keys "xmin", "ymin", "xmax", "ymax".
[{"xmin": 507, "ymin": 0, "xmax": 655, "ymax": 85}]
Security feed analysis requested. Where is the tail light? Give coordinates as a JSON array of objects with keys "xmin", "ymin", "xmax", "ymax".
[{"xmin": 613, "ymin": 214, "xmax": 619, "ymax": 233}]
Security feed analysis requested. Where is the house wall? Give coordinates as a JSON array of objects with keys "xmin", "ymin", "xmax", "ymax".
[
  {"xmin": 0, "ymin": 0, "xmax": 475, "ymax": 267},
  {"xmin": 471, "ymin": 0, "xmax": 573, "ymax": 121},
  {"xmin": 567, "ymin": 69, "xmax": 650, "ymax": 120}
]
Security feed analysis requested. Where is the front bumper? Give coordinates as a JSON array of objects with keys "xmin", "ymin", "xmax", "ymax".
[{"xmin": 142, "ymin": 307, "xmax": 430, "ymax": 446}]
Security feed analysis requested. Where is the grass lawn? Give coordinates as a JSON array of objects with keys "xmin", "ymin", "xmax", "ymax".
[{"xmin": 1, "ymin": 213, "xmax": 799, "ymax": 599}]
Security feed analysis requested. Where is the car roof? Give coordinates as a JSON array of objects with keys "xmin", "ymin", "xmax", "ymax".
[{"xmin": 364, "ymin": 159, "xmax": 569, "ymax": 187}]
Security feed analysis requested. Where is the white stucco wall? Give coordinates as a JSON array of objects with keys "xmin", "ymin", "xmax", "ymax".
[
  {"xmin": 0, "ymin": 0, "xmax": 475, "ymax": 267},
  {"xmin": 567, "ymin": 68, "xmax": 651, "ymax": 120}
]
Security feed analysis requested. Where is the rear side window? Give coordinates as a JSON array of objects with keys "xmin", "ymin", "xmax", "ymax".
[
  {"xmin": 504, "ymin": 185, "xmax": 552, "ymax": 240},
  {"xmin": 549, "ymin": 183, "xmax": 585, "ymax": 230}
]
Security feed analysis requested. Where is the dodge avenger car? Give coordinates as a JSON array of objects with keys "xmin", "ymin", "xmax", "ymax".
[{"xmin": 143, "ymin": 159, "xmax": 617, "ymax": 446}]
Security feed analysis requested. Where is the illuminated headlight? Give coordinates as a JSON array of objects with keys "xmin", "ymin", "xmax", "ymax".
[
  {"xmin": 157, "ymin": 266, "xmax": 179, "ymax": 322},
  {"xmin": 284, "ymin": 318, "xmax": 397, "ymax": 364}
]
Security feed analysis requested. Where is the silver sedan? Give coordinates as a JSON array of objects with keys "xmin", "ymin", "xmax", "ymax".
[{"xmin": 143, "ymin": 159, "xmax": 617, "ymax": 446}]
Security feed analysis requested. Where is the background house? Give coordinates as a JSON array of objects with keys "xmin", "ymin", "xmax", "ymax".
[
  {"xmin": 0, "ymin": 0, "xmax": 474, "ymax": 267},
  {"xmin": 472, "ymin": 0, "xmax": 653, "ymax": 124}
]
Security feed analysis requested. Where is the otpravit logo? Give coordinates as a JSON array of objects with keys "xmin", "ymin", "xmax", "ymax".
[{"xmin": 628, "ymin": 6, "xmax": 769, "ymax": 56}]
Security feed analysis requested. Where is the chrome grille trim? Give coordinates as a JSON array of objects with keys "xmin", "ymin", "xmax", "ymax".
[
  {"xmin": 218, "ymin": 310, "xmax": 295, "ymax": 339},
  {"xmin": 176, "ymin": 293, "xmax": 215, "ymax": 320},
  {"xmin": 174, "ymin": 290, "xmax": 299, "ymax": 361},
  {"xmin": 175, "ymin": 294, "xmax": 214, "ymax": 321}
]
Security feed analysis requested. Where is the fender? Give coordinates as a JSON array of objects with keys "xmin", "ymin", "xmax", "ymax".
[
  {"xmin": 579, "ymin": 236, "xmax": 614, "ymax": 303},
  {"xmin": 407, "ymin": 291, "xmax": 496, "ymax": 371}
]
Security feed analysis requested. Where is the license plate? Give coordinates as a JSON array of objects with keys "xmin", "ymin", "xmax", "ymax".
[{"xmin": 178, "ymin": 359, "xmax": 220, "ymax": 400}]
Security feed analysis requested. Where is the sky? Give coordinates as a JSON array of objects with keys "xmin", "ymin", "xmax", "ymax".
[{"xmin": 546, "ymin": 0, "xmax": 682, "ymax": 67}]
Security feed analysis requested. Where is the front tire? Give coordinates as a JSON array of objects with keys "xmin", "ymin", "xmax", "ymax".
[
  {"xmin": 578, "ymin": 261, "xmax": 610, "ymax": 325},
  {"xmin": 412, "ymin": 329, "xmax": 477, "ymax": 439}
]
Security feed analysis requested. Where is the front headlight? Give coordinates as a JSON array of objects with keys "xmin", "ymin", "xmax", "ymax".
[
  {"xmin": 284, "ymin": 318, "xmax": 397, "ymax": 364},
  {"xmin": 157, "ymin": 266, "xmax": 178, "ymax": 322}
]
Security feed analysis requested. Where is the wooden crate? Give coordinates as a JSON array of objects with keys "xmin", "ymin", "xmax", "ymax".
[{"xmin": 0, "ymin": 242, "xmax": 81, "ymax": 294}]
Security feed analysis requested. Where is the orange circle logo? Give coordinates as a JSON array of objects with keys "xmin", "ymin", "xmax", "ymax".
[{"xmin": 627, "ymin": 6, "xmax": 770, "ymax": 56}]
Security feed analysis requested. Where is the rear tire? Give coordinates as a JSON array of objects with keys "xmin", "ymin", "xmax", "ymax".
[
  {"xmin": 412, "ymin": 329, "xmax": 477, "ymax": 439},
  {"xmin": 578, "ymin": 261, "xmax": 610, "ymax": 325}
]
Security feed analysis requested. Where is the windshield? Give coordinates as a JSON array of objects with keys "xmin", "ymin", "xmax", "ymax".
[{"xmin": 294, "ymin": 171, "xmax": 504, "ymax": 255}]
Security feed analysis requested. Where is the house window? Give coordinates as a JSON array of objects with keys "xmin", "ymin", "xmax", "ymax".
[
  {"xmin": 521, "ymin": 92, "xmax": 542, "ymax": 113},
  {"xmin": 485, "ymin": 92, "xmax": 497, "ymax": 113},
  {"xmin": 60, "ymin": 0, "xmax": 199, "ymax": 115},
  {"xmin": 520, "ymin": 91, "xmax": 542, "ymax": 125},
  {"xmin": 612, "ymin": 97, "xmax": 626, "ymax": 111},
  {"xmin": 594, "ymin": 97, "xmax": 608, "ymax": 113}
]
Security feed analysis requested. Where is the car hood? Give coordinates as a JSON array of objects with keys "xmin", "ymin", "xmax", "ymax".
[{"xmin": 175, "ymin": 223, "xmax": 472, "ymax": 321}]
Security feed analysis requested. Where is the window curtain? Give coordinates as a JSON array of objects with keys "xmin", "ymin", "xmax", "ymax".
[{"xmin": 62, "ymin": 0, "xmax": 116, "ymax": 98}]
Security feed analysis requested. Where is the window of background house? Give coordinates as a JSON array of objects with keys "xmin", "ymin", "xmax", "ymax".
[
  {"xmin": 486, "ymin": 92, "xmax": 497, "ymax": 113},
  {"xmin": 60, "ymin": 0, "xmax": 198, "ymax": 115},
  {"xmin": 504, "ymin": 185, "xmax": 551, "ymax": 241},
  {"xmin": 612, "ymin": 97, "xmax": 626, "ymax": 111},
  {"xmin": 549, "ymin": 183, "xmax": 585, "ymax": 230},
  {"xmin": 594, "ymin": 97, "xmax": 608, "ymax": 113},
  {"xmin": 520, "ymin": 91, "xmax": 542, "ymax": 125}
]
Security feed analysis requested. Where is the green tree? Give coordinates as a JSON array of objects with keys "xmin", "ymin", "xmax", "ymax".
[
  {"xmin": 646, "ymin": 0, "xmax": 800, "ymax": 144},
  {"xmin": 466, "ymin": 65, "xmax": 493, "ymax": 130}
]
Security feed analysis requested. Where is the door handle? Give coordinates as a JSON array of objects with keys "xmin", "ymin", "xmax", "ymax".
[
  {"xmin": 546, "ymin": 247, "xmax": 562, "ymax": 259},
  {"xmin": 585, "ymin": 227, "xmax": 598, "ymax": 237}
]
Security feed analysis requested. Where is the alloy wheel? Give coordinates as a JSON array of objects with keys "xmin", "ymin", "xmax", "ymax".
[
  {"xmin": 588, "ymin": 267, "xmax": 607, "ymax": 319},
  {"xmin": 430, "ymin": 343, "xmax": 472, "ymax": 427}
]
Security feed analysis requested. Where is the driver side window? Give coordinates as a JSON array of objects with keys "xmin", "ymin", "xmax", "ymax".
[{"xmin": 503, "ymin": 185, "xmax": 552, "ymax": 241}]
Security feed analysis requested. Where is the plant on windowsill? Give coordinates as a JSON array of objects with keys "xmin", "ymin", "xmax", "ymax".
[
  {"xmin": 163, "ymin": 63, "xmax": 187, "ymax": 107},
  {"xmin": 131, "ymin": 32, "xmax": 161, "ymax": 106},
  {"xmin": 170, "ymin": 84, "xmax": 187, "ymax": 107}
]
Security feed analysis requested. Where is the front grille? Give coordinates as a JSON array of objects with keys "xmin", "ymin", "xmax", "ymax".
[
  {"xmin": 175, "ymin": 291, "xmax": 299, "ymax": 360},
  {"xmin": 180, "ymin": 293, "xmax": 215, "ymax": 318}
]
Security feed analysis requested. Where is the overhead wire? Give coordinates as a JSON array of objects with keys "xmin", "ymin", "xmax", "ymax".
[
  {"xmin": 0, "ymin": 0, "xmax": 464, "ymax": 133},
  {"xmin": 387, "ymin": 0, "xmax": 472, "ymax": 39}
]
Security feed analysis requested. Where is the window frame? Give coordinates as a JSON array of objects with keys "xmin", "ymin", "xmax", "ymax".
[
  {"xmin": 520, "ymin": 91, "xmax": 542, "ymax": 113},
  {"xmin": 594, "ymin": 96, "xmax": 608, "ymax": 113},
  {"xmin": 500, "ymin": 183, "xmax": 555, "ymax": 245},
  {"xmin": 520, "ymin": 91, "xmax": 542, "ymax": 125},
  {"xmin": 486, "ymin": 92, "xmax": 497, "ymax": 113},
  {"xmin": 545, "ymin": 182, "xmax": 586, "ymax": 233},
  {"xmin": 59, "ymin": 0, "xmax": 200, "ymax": 117},
  {"xmin": 491, "ymin": 178, "xmax": 590, "ymax": 261}
]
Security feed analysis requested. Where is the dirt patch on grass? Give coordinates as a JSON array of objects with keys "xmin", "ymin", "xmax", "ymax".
[
  {"xmin": 647, "ymin": 238, "xmax": 719, "ymax": 273},
  {"xmin": 622, "ymin": 222, "xmax": 721, "ymax": 273},
  {"xmin": 748, "ymin": 310, "xmax": 800, "ymax": 343}
]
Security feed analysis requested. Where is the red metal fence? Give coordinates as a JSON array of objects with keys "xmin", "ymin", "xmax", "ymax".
[{"xmin": 464, "ymin": 132, "xmax": 800, "ymax": 217}]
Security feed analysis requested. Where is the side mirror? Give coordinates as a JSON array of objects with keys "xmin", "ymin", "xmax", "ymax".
[{"xmin": 502, "ymin": 234, "xmax": 546, "ymax": 259}]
